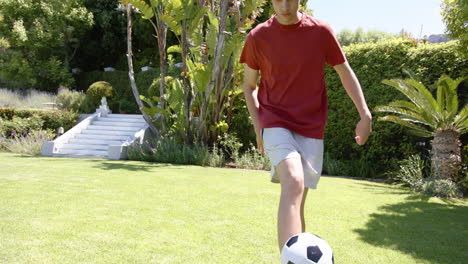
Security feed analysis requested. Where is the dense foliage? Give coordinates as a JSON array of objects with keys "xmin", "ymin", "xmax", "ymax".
[
  {"xmin": 324, "ymin": 39, "xmax": 468, "ymax": 177},
  {"xmin": 0, "ymin": 108, "xmax": 78, "ymax": 137},
  {"xmin": 0, "ymin": 0, "xmax": 93, "ymax": 91},
  {"xmin": 441, "ymin": 0, "xmax": 467, "ymax": 56}
]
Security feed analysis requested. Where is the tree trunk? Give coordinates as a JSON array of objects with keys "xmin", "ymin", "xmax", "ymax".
[
  {"xmin": 431, "ymin": 129, "xmax": 461, "ymax": 180},
  {"xmin": 156, "ymin": 16, "xmax": 167, "ymax": 133},
  {"xmin": 126, "ymin": 4, "xmax": 161, "ymax": 138},
  {"xmin": 181, "ymin": 20, "xmax": 193, "ymax": 144},
  {"xmin": 198, "ymin": 0, "xmax": 229, "ymax": 142}
]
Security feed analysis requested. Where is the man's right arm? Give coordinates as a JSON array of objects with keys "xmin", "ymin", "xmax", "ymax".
[{"xmin": 242, "ymin": 64, "xmax": 264, "ymax": 153}]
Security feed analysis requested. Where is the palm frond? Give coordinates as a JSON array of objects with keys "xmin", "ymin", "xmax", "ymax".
[
  {"xmin": 405, "ymin": 79, "xmax": 439, "ymax": 113},
  {"xmin": 378, "ymin": 75, "xmax": 467, "ymax": 137},
  {"xmin": 378, "ymin": 115, "xmax": 432, "ymax": 137},
  {"xmin": 387, "ymin": 100, "xmax": 421, "ymax": 113},
  {"xmin": 374, "ymin": 105, "xmax": 433, "ymax": 127},
  {"xmin": 453, "ymin": 105, "xmax": 468, "ymax": 132},
  {"xmin": 436, "ymin": 75, "xmax": 464, "ymax": 120},
  {"xmin": 382, "ymin": 79, "xmax": 440, "ymax": 124},
  {"xmin": 124, "ymin": 0, "xmax": 155, "ymax": 19}
]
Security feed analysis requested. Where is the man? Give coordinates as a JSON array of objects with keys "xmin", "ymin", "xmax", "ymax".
[{"xmin": 240, "ymin": 0, "xmax": 372, "ymax": 252}]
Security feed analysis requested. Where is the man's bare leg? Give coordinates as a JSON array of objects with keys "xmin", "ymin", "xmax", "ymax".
[{"xmin": 277, "ymin": 157, "xmax": 305, "ymax": 251}]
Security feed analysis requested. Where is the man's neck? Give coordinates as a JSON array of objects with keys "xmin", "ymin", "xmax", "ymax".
[{"xmin": 276, "ymin": 11, "xmax": 302, "ymax": 25}]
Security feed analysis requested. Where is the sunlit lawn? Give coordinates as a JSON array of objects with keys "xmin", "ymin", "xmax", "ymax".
[{"xmin": 0, "ymin": 152, "xmax": 467, "ymax": 264}]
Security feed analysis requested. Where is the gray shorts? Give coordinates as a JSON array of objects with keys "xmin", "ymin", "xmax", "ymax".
[{"xmin": 262, "ymin": 127, "xmax": 324, "ymax": 189}]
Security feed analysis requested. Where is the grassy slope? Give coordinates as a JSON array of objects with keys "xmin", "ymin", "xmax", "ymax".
[{"xmin": 0, "ymin": 152, "xmax": 467, "ymax": 264}]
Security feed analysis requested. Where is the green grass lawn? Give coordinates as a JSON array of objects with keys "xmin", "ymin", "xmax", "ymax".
[{"xmin": 1, "ymin": 152, "xmax": 467, "ymax": 264}]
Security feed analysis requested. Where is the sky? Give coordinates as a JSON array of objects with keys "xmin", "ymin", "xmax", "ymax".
[{"xmin": 308, "ymin": 0, "xmax": 446, "ymax": 38}]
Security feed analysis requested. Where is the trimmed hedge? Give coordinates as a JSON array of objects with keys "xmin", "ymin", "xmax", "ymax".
[
  {"xmin": 324, "ymin": 39, "xmax": 468, "ymax": 177},
  {"xmin": 0, "ymin": 108, "xmax": 78, "ymax": 137}
]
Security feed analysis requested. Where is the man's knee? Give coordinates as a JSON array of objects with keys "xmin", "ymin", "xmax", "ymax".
[{"xmin": 277, "ymin": 158, "xmax": 304, "ymax": 196}]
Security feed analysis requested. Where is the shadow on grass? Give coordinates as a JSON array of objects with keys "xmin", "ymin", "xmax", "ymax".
[
  {"xmin": 6, "ymin": 153, "xmax": 186, "ymax": 173},
  {"xmin": 88, "ymin": 159, "xmax": 184, "ymax": 172},
  {"xmin": 354, "ymin": 195, "xmax": 468, "ymax": 264}
]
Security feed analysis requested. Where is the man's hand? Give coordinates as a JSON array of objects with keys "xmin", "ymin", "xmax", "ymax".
[{"xmin": 355, "ymin": 114, "xmax": 372, "ymax": 145}]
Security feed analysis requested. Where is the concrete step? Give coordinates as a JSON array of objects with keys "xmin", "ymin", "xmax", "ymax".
[
  {"xmin": 74, "ymin": 134, "xmax": 130, "ymax": 141},
  {"xmin": 61, "ymin": 143, "xmax": 108, "ymax": 151},
  {"xmin": 56, "ymin": 148, "xmax": 108, "ymax": 156},
  {"xmin": 68, "ymin": 138, "xmax": 126, "ymax": 145},
  {"xmin": 97, "ymin": 118, "xmax": 146, "ymax": 124},
  {"xmin": 81, "ymin": 129, "xmax": 135, "ymax": 136},
  {"xmin": 92, "ymin": 121, "xmax": 146, "ymax": 127},
  {"xmin": 108, "ymin": 114, "xmax": 143, "ymax": 119},
  {"xmin": 87, "ymin": 125, "xmax": 140, "ymax": 132}
]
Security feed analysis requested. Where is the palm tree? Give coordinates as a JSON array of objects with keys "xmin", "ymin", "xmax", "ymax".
[{"xmin": 375, "ymin": 75, "xmax": 467, "ymax": 180}]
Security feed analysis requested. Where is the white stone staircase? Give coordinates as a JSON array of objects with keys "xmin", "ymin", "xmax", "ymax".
[{"xmin": 42, "ymin": 98, "xmax": 150, "ymax": 160}]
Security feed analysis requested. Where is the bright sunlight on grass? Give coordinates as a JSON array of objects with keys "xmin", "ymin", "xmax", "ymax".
[{"xmin": 1, "ymin": 152, "xmax": 467, "ymax": 264}]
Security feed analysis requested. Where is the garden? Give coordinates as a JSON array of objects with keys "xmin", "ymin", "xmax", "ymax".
[{"xmin": 0, "ymin": 0, "xmax": 467, "ymax": 263}]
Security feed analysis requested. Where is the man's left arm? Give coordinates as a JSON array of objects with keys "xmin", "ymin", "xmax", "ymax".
[{"xmin": 333, "ymin": 62, "xmax": 372, "ymax": 145}]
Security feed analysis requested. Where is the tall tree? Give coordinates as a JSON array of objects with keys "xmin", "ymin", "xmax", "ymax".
[
  {"xmin": 124, "ymin": 3, "xmax": 161, "ymax": 138},
  {"xmin": 441, "ymin": 0, "xmax": 468, "ymax": 56},
  {"xmin": 123, "ymin": 0, "xmax": 266, "ymax": 145},
  {"xmin": 0, "ymin": 0, "xmax": 93, "ymax": 91}
]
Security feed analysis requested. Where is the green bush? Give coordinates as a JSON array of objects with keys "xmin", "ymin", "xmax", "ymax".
[
  {"xmin": 0, "ymin": 115, "xmax": 43, "ymax": 138},
  {"xmin": 392, "ymin": 154, "xmax": 426, "ymax": 188},
  {"xmin": 0, "ymin": 108, "xmax": 78, "ymax": 136},
  {"xmin": 86, "ymin": 81, "xmax": 113, "ymax": 100},
  {"xmin": 235, "ymin": 147, "xmax": 271, "ymax": 171},
  {"xmin": 228, "ymin": 94, "xmax": 256, "ymax": 152},
  {"xmin": 419, "ymin": 178, "xmax": 463, "ymax": 198},
  {"xmin": 128, "ymin": 137, "xmax": 210, "ymax": 166},
  {"xmin": 85, "ymin": 81, "xmax": 114, "ymax": 111},
  {"xmin": 208, "ymin": 144, "xmax": 226, "ymax": 167},
  {"xmin": 148, "ymin": 76, "xmax": 174, "ymax": 98},
  {"xmin": 324, "ymin": 39, "xmax": 468, "ymax": 177},
  {"xmin": 391, "ymin": 154, "xmax": 463, "ymax": 198},
  {"xmin": 56, "ymin": 88, "xmax": 85, "ymax": 111}
]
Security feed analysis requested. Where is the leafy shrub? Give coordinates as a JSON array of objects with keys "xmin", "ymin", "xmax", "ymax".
[
  {"xmin": 118, "ymin": 99, "xmax": 139, "ymax": 114},
  {"xmin": 0, "ymin": 129, "xmax": 55, "ymax": 155},
  {"xmin": 392, "ymin": 154, "xmax": 463, "ymax": 198},
  {"xmin": 147, "ymin": 76, "xmax": 174, "ymax": 98},
  {"xmin": 208, "ymin": 144, "xmax": 225, "ymax": 167},
  {"xmin": 0, "ymin": 115, "xmax": 44, "ymax": 138},
  {"xmin": 419, "ymin": 178, "xmax": 463, "ymax": 198},
  {"xmin": 235, "ymin": 147, "xmax": 271, "ymax": 171},
  {"xmin": 323, "ymin": 153, "xmax": 378, "ymax": 178},
  {"xmin": 228, "ymin": 95, "xmax": 256, "ymax": 152},
  {"xmin": 56, "ymin": 88, "xmax": 85, "ymax": 111},
  {"xmin": 85, "ymin": 81, "xmax": 114, "ymax": 111},
  {"xmin": 323, "ymin": 152, "xmax": 345, "ymax": 176},
  {"xmin": 86, "ymin": 81, "xmax": 113, "ymax": 100},
  {"xmin": 128, "ymin": 137, "xmax": 210, "ymax": 166},
  {"xmin": 218, "ymin": 133, "xmax": 243, "ymax": 161},
  {"xmin": 392, "ymin": 154, "xmax": 426, "ymax": 188},
  {"xmin": 0, "ymin": 108, "xmax": 78, "ymax": 135}
]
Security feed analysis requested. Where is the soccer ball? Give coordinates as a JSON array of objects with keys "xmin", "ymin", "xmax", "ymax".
[{"xmin": 281, "ymin": 233, "xmax": 334, "ymax": 264}]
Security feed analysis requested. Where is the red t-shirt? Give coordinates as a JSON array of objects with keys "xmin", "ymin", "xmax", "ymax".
[{"xmin": 240, "ymin": 12, "xmax": 346, "ymax": 139}]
